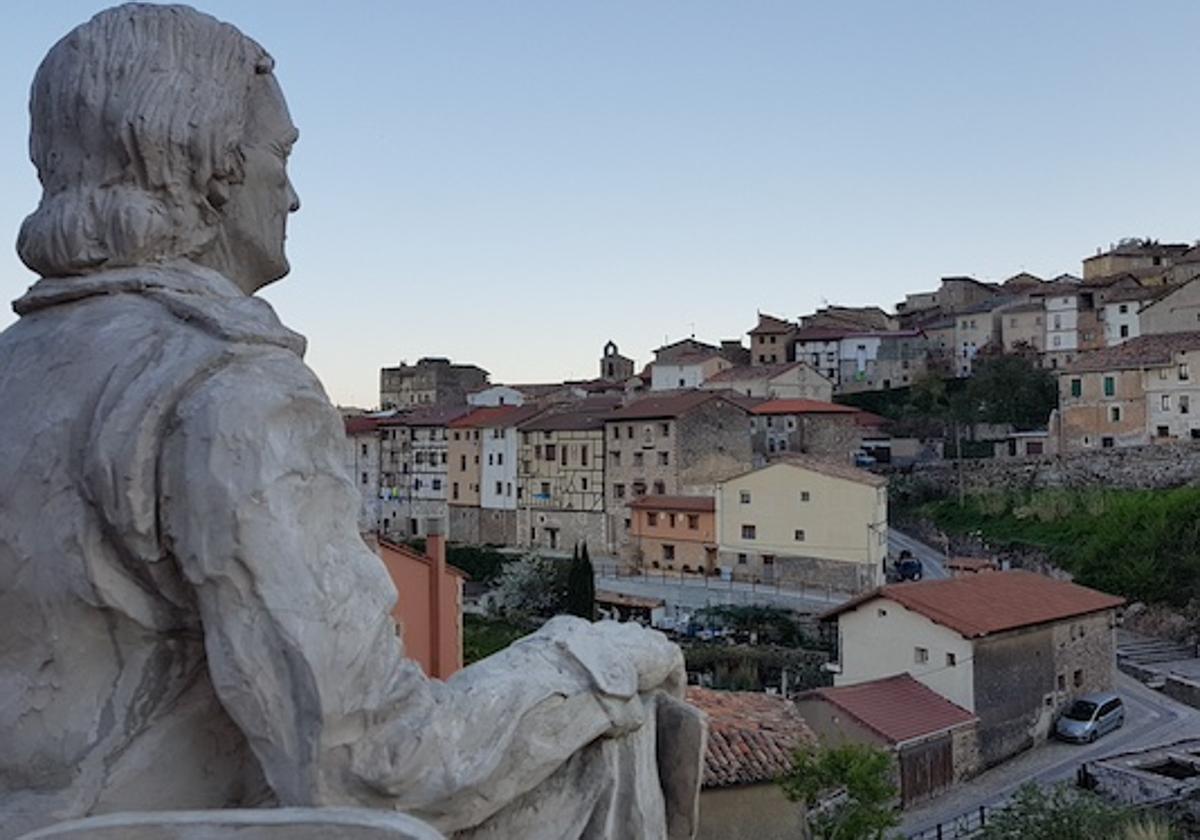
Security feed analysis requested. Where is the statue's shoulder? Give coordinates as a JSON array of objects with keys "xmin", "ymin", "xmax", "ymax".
[{"xmin": 13, "ymin": 263, "xmax": 306, "ymax": 358}]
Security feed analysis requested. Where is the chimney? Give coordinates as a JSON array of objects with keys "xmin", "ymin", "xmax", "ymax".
[{"xmin": 425, "ymin": 518, "xmax": 447, "ymax": 677}]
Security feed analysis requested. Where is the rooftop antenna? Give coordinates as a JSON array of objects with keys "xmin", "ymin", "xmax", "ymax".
[{"xmin": 689, "ymin": 322, "xmax": 696, "ymax": 338}]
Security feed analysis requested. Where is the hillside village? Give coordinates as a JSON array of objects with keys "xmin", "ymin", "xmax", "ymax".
[{"xmin": 344, "ymin": 236, "xmax": 1200, "ymax": 838}]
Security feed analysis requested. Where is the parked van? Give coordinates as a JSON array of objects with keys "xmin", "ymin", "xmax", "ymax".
[{"xmin": 1055, "ymin": 692, "xmax": 1124, "ymax": 743}]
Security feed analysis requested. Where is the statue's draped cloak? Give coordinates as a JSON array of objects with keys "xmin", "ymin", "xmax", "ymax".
[{"xmin": 0, "ymin": 264, "xmax": 702, "ymax": 840}]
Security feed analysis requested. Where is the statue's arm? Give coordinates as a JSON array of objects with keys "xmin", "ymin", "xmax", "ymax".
[{"xmin": 158, "ymin": 350, "xmax": 683, "ymax": 829}]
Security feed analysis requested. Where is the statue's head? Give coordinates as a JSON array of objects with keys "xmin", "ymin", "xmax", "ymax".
[{"xmin": 17, "ymin": 3, "xmax": 300, "ymax": 295}]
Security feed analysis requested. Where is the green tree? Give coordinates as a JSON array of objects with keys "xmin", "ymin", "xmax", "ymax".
[
  {"xmin": 980, "ymin": 783, "xmax": 1132, "ymax": 840},
  {"xmin": 964, "ymin": 351, "xmax": 1057, "ymax": 429},
  {"xmin": 491, "ymin": 553, "xmax": 571, "ymax": 619},
  {"xmin": 565, "ymin": 542, "xmax": 595, "ymax": 620},
  {"xmin": 779, "ymin": 743, "xmax": 898, "ymax": 840}
]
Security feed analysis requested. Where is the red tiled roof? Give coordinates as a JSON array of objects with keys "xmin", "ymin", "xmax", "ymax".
[
  {"xmin": 806, "ymin": 674, "xmax": 975, "ymax": 745},
  {"xmin": 822, "ymin": 570, "xmax": 1125, "ymax": 638},
  {"xmin": 752, "ymin": 398, "xmax": 860, "ymax": 416},
  {"xmin": 628, "ymin": 495, "xmax": 715, "ymax": 513},
  {"xmin": 794, "ymin": 326, "xmax": 852, "ymax": 342},
  {"xmin": 736, "ymin": 455, "xmax": 886, "ymax": 488},
  {"xmin": 448, "ymin": 404, "xmax": 544, "ymax": 429},
  {"xmin": 1065, "ymin": 332, "xmax": 1200, "ymax": 373},
  {"xmin": 401, "ymin": 405, "xmax": 474, "ymax": 427},
  {"xmin": 686, "ymin": 687, "xmax": 815, "ymax": 788},
  {"xmin": 344, "ymin": 416, "xmax": 379, "ymax": 435}
]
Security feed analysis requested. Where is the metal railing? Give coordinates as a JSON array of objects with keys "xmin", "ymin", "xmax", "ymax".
[
  {"xmin": 592, "ymin": 561, "xmax": 856, "ymax": 603},
  {"xmin": 907, "ymin": 805, "xmax": 994, "ymax": 839}
]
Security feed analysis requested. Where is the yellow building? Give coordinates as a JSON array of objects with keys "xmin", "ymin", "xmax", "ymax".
[{"xmin": 716, "ymin": 456, "xmax": 887, "ymax": 592}]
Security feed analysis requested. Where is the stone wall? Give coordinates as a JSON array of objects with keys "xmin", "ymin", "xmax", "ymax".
[
  {"xmin": 771, "ymin": 554, "xmax": 878, "ymax": 594},
  {"xmin": 889, "ymin": 441, "xmax": 1200, "ymax": 501},
  {"xmin": 972, "ymin": 626, "xmax": 1056, "ymax": 768},
  {"xmin": 448, "ymin": 505, "xmax": 480, "ymax": 544}
]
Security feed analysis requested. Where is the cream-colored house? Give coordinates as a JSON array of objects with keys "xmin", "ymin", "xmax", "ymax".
[
  {"xmin": 700, "ymin": 361, "xmax": 833, "ymax": 402},
  {"xmin": 715, "ymin": 456, "xmax": 887, "ymax": 592}
]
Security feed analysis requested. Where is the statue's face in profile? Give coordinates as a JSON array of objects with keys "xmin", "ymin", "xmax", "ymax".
[{"xmin": 206, "ymin": 74, "xmax": 301, "ymax": 295}]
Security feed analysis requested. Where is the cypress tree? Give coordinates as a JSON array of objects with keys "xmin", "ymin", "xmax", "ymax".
[{"xmin": 566, "ymin": 542, "xmax": 595, "ymax": 620}]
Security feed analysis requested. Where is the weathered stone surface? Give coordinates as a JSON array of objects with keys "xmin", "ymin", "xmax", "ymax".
[
  {"xmin": 0, "ymin": 5, "xmax": 704, "ymax": 839},
  {"xmin": 16, "ymin": 809, "xmax": 445, "ymax": 840}
]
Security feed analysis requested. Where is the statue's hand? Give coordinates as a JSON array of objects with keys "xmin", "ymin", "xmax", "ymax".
[{"xmin": 531, "ymin": 616, "xmax": 686, "ymax": 701}]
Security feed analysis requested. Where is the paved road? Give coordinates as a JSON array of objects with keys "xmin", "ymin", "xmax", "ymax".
[
  {"xmin": 888, "ymin": 529, "xmax": 950, "ymax": 580},
  {"xmin": 901, "ymin": 672, "xmax": 1200, "ymax": 837},
  {"xmin": 590, "ymin": 528, "xmax": 952, "ymax": 617}
]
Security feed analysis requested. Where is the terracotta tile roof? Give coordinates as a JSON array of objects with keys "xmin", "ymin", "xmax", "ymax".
[
  {"xmin": 704, "ymin": 362, "xmax": 803, "ymax": 383},
  {"xmin": 686, "ymin": 687, "xmax": 815, "ymax": 788},
  {"xmin": 518, "ymin": 397, "xmax": 623, "ymax": 431},
  {"xmin": 666, "ymin": 351, "xmax": 724, "ymax": 366},
  {"xmin": 1065, "ymin": 332, "xmax": 1200, "ymax": 373},
  {"xmin": 402, "ymin": 405, "xmax": 474, "ymax": 427},
  {"xmin": 607, "ymin": 391, "xmax": 745, "ymax": 420},
  {"xmin": 749, "ymin": 313, "xmax": 796, "ymax": 335},
  {"xmin": 822, "ymin": 570, "xmax": 1125, "ymax": 638},
  {"xmin": 628, "ymin": 495, "xmax": 715, "ymax": 512},
  {"xmin": 805, "ymin": 674, "xmax": 975, "ymax": 745},
  {"xmin": 752, "ymin": 398, "xmax": 860, "ymax": 416},
  {"xmin": 794, "ymin": 326, "xmax": 852, "ymax": 342},
  {"xmin": 448, "ymin": 405, "xmax": 544, "ymax": 429},
  {"xmin": 344, "ymin": 416, "xmax": 380, "ymax": 435}
]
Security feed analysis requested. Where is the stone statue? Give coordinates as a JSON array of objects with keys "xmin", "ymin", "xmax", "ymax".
[{"xmin": 0, "ymin": 5, "xmax": 704, "ymax": 839}]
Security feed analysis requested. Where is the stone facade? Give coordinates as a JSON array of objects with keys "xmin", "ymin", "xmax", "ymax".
[
  {"xmin": 379, "ymin": 357, "xmax": 489, "ymax": 410},
  {"xmin": 600, "ymin": 340, "xmax": 635, "ymax": 381},
  {"xmin": 752, "ymin": 412, "xmax": 863, "ymax": 462},
  {"xmin": 1059, "ymin": 368, "xmax": 1148, "ymax": 450}
]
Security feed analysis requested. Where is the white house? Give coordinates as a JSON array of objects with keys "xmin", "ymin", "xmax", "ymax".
[
  {"xmin": 480, "ymin": 406, "xmax": 545, "ymax": 510},
  {"xmin": 467, "ymin": 385, "xmax": 526, "ymax": 407},
  {"xmin": 650, "ymin": 352, "xmax": 732, "ymax": 391}
]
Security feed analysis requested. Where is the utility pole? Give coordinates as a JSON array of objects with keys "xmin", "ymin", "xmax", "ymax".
[{"xmin": 954, "ymin": 418, "xmax": 966, "ymax": 505}]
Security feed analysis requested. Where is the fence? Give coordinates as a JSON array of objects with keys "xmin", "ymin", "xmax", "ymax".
[
  {"xmin": 592, "ymin": 561, "xmax": 860, "ymax": 603},
  {"xmin": 906, "ymin": 804, "xmax": 995, "ymax": 839}
]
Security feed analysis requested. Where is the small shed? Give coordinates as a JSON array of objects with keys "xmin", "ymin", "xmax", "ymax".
[{"xmin": 796, "ymin": 673, "xmax": 977, "ymax": 808}]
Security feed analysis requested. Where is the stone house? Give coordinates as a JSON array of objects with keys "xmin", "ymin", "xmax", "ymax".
[
  {"xmin": 951, "ymin": 302, "xmax": 1003, "ymax": 377},
  {"xmin": 1099, "ymin": 285, "xmax": 1162, "ymax": 346},
  {"xmin": 516, "ymin": 401, "xmax": 616, "ymax": 553},
  {"xmin": 1082, "ymin": 239, "xmax": 1190, "ymax": 282},
  {"xmin": 653, "ymin": 337, "xmax": 721, "ymax": 364},
  {"xmin": 823, "ymin": 571, "xmax": 1124, "ymax": 768},
  {"xmin": 749, "ymin": 398, "xmax": 864, "ymax": 462},
  {"xmin": 627, "ymin": 495, "xmax": 717, "ymax": 573},
  {"xmin": 1140, "ymin": 277, "xmax": 1200, "ymax": 336},
  {"xmin": 796, "ymin": 673, "xmax": 978, "ymax": 808},
  {"xmin": 715, "ymin": 456, "xmax": 887, "ymax": 591},
  {"xmin": 344, "ymin": 414, "xmax": 382, "ymax": 531},
  {"xmin": 748, "ymin": 312, "xmax": 796, "ymax": 365},
  {"xmin": 700, "ymin": 361, "xmax": 833, "ymax": 402},
  {"xmin": 793, "ymin": 326, "xmax": 846, "ymax": 385},
  {"xmin": 801, "ymin": 305, "xmax": 897, "ymax": 332},
  {"xmin": 997, "ymin": 301, "xmax": 1045, "ymax": 355},
  {"xmin": 478, "ymin": 405, "xmax": 547, "ymax": 545},
  {"xmin": 604, "ymin": 392, "xmax": 753, "ymax": 558},
  {"xmin": 1057, "ymin": 333, "xmax": 1200, "ymax": 451},
  {"xmin": 379, "ymin": 356, "xmax": 489, "ymax": 410},
  {"xmin": 650, "ymin": 351, "xmax": 732, "ymax": 391},
  {"xmin": 936, "ymin": 276, "xmax": 1002, "ymax": 314},
  {"xmin": 686, "ymin": 687, "xmax": 814, "ymax": 840}
]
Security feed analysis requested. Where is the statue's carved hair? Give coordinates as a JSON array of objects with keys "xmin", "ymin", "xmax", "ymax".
[{"xmin": 17, "ymin": 3, "xmax": 272, "ymax": 277}]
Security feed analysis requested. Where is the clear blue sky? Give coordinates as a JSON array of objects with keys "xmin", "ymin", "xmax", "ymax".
[{"xmin": 2, "ymin": 2, "xmax": 1198, "ymax": 407}]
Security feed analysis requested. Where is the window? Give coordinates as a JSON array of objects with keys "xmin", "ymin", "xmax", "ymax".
[
  {"xmin": 360, "ymin": 443, "xmax": 368, "ymax": 457},
  {"xmin": 544, "ymin": 444, "xmax": 557, "ymax": 461},
  {"xmin": 741, "ymin": 524, "xmax": 757, "ymax": 540},
  {"xmin": 1073, "ymin": 669, "xmax": 1083, "ymax": 688},
  {"xmin": 1102, "ymin": 436, "xmax": 1114, "ymax": 448},
  {"xmin": 946, "ymin": 653, "xmax": 957, "ymax": 667},
  {"xmin": 613, "ymin": 483, "xmax": 626, "ymax": 499},
  {"xmin": 1119, "ymin": 324, "xmax": 1129, "ymax": 339},
  {"xmin": 540, "ymin": 481, "xmax": 551, "ymax": 497},
  {"xmin": 737, "ymin": 553, "xmax": 748, "ymax": 565},
  {"xmin": 581, "ymin": 445, "xmax": 588, "ymax": 466},
  {"xmin": 453, "ymin": 431, "xmax": 461, "ymax": 441},
  {"xmin": 612, "ymin": 426, "xmax": 619, "ymax": 440},
  {"xmin": 653, "ymin": 480, "xmax": 666, "ymax": 495},
  {"xmin": 687, "ymin": 514, "xmax": 699, "ymax": 529},
  {"xmin": 1103, "ymin": 376, "xmax": 1115, "ymax": 396},
  {"xmin": 633, "ymin": 481, "xmax": 647, "ymax": 496},
  {"xmin": 633, "ymin": 452, "xmax": 644, "ymax": 467},
  {"xmin": 361, "ymin": 472, "xmax": 368, "ymax": 485},
  {"xmin": 626, "ymin": 425, "xmax": 634, "ymax": 439},
  {"xmin": 1181, "ymin": 364, "xmax": 1191, "ymax": 381},
  {"xmin": 610, "ymin": 450, "xmax": 621, "ymax": 465},
  {"xmin": 452, "ymin": 482, "xmax": 459, "ymax": 500},
  {"xmin": 1162, "ymin": 395, "xmax": 1172, "ymax": 411},
  {"xmin": 1158, "ymin": 425, "xmax": 1170, "ymax": 438},
  {"xmin": 495, "ymin": 481, "xmax": 503, "ymax": 495},
  {"xmin": 794, "ymin": 529, "xmax": 806, "ymax": 542},
  {"xmin": 459, "ymin": 454, "xmax": 467, "ymax": 471},
  {"xmin": 497, "ymin": 452, "xmax": 504, "ymax": 465},
  {"xmin": 432, "ymin": 479, "xmax": 442, "ymax": 491},
  {"xmin": 1070, "ymin": 378, "xmax": 1082, "ymax": 398},
  {"xmin": 660, "ymin": 422, "xmax": 670, "ymax": 437},
  {"xmin": 560, "ymin": 446, "xmax": 567, "ymax": 466},
  {"xmin": 506, "ymin": 482, "xmax": 513, "ymax": 496},
  {"xmin": 1160, "ymin": 368, "xmax": 1170, "ymax": 380},
  {"xmin": 1110, "ymin": 406, "xmax": 1121, "ymax": 423},
  {"xmin": 800, "ymin": 491, "xmax": 811, "ymax": 503},
  {"xmin": 1182, "ymin": 396, "xmax": 1191, "ymax": 415},
  {"xmin": 662, "ymin": 544, "xmax": 675, "ymax": 561},
  {"xmin": 739, "ymin": 490, "xmax": 751, "ymax": 504},
  {"xmin": 667, "ymin": 513, "xmax": 676, "ymax": 527},
  {"xmin": 763, "ymin": 555, "xmax": 774, "ymax": 566},
  {"xmin": 1057, "ymin": 674, "xmax": 1066, "ymax": 692},
  {"xmin": 914, "ymin": 647, "xmax": 929, "ymax": 665},
  {"xmin": 647, "ymin": 512, "xmax": 658, "ymax": 526},
  {"xmin": 658, "ymin": 451, "xmax": 669, "ymax": 466}
]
